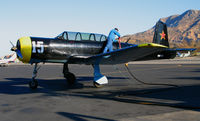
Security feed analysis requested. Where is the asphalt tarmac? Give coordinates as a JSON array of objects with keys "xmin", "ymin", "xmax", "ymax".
[{"xmin": 1, "ymin": 58, "xmax": 200, "ymax": 121}]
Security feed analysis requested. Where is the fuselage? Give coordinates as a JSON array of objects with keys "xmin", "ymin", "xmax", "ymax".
[
  {"xmin": 15, "ymin": 31, "xmax": 132, "ymax": 64},
  {"xmin": 30, "ymin": 37, "xmax": 123, "ymax": 63}
]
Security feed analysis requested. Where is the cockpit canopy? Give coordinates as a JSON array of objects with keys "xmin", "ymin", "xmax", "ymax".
[{"xmin": 56, "ymin": 31, "xmax": 107, "ymax": 42}]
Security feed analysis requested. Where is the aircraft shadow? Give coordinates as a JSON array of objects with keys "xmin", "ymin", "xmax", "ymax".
[
  {"xmin": 66, "ymin": 84, "xmax": 200, "ymax": 111},
  {"xmin": 191, "ymin": 69, "xmax": 200, "ymax": 73},
  {"xmin": 2, "ymin": 76, "xmax": 200, "ymax": 111},
  {"xmin": 2, "ymin": 76, "xmax": 128, "ymax": 94}
]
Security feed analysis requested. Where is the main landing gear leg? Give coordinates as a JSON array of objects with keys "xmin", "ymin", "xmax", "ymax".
[
  {"xmin": 29, "ymin": 63, "xmax": 39, "ymax": 89},
  {"xmin": 63, "ymin": 63, "xmax": 76, "ymax": 86},
  {"xmin": 92, "ymin": 64, "xmax": 108, "ymax": 88}
]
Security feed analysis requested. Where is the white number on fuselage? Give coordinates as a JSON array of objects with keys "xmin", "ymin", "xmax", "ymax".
[{"xmin": 32, "ymin": 41, "xmax": 44, "ymax": 53}]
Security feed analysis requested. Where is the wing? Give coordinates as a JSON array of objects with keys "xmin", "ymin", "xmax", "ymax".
[{"xmin": 68, "ymin": 43, "xmax": 168, "ymax": 65}]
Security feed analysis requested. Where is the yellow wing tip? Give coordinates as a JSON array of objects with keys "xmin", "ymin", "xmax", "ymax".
[{"xmin": 138, "ymin": 43, "xmax": 168, "ymax": 48}]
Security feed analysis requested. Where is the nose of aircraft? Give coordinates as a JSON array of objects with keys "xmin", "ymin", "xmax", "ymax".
[
  {"xmin": 10, "ymin": 40, "xmax": 22, "ymax": 58},
  {"xmin": 11, "ymin": 37, "xmax": 32, "ymax": 63}
]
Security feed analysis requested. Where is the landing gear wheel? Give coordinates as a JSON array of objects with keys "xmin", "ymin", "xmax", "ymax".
[
  {"xmin": 29, "ymin": 78, "xmax": 38, "ymax": 89},
  {"xmin": 93, "ymin": 81, "xmax": 103, "ymax": 88},
  {"xmin": 64, "ymin": 72, "xmax": 76, "ymax": 85}
]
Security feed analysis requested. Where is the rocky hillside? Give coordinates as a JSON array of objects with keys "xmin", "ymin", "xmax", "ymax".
[{"xmin": 122, "ymin": 10, "xmax": 200, "ymax": 49}]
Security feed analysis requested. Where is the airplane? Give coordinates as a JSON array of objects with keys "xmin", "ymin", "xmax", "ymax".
[
  {"xmin": 10, "ymin": 21, "xmax": 193, "ymax": 89},
  {"xmin": 176, "ymin": 48, "xmax": 196, "ymax": 57},
  {"xmin": 0, "ymin": 53, "xmax": 17, "ymax": 67}
]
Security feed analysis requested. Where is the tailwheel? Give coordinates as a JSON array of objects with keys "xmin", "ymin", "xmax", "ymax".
[
  {"xmin": 29, "ymin": 78, "xmax": 38, "ymax": 89},
  {"xmin": 64, "ymin": 72, "xmax": 76, "ymax": 85},
  {"xmin": 93, "ymin": 81, "xmax": 104, "ymax": 88}
]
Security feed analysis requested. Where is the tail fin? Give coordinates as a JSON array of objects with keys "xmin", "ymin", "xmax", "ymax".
[{"xmin": 153, "ymin": 21, "xmax": 169, "ymax": 47}]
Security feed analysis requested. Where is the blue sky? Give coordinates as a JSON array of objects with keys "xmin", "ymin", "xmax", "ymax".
[{"xmin": 0, "ymin": 0, "xmax": 199, "ymax": 57}]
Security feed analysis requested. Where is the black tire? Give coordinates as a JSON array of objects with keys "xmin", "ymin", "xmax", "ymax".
[
  {"xmin": 64, "ymin": 72, "xmax": 76, "ymax": 85},
  {"xmin": 29, "ymin": 79, "xmax": 38, "ymax": 89}
]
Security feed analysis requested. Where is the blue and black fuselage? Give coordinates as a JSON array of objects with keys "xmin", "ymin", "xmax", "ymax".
[{"xmin": 15, "ymin": 32, "xmax": 133, "ymax": 64}]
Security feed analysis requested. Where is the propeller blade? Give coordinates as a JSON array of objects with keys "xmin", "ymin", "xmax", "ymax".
[
  {"xmin": 10, "ymin": 40, "xmax": 23, "ymax": 58},
  {"xmin": 10, "ymin": 41, "xmax": 15, "ymax": 47},
  {"xmin": 16, "ymin": 50, "xmax": 23, "ymax": 59}
]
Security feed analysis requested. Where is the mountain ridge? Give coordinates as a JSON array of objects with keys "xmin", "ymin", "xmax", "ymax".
[{"xmin": 122, "ymin": 9, "xmax": 200, "ymax": 49}]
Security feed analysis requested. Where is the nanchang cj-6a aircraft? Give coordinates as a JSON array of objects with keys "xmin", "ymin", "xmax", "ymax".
[{"xmin": 11, "ymin": 21, "xmax": 188, "ymax": 89}]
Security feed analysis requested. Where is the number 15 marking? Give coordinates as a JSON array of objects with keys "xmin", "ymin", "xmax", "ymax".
[{"xmin": 32, "ymin": 41, "xmax": 44, "ymax": 53}]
